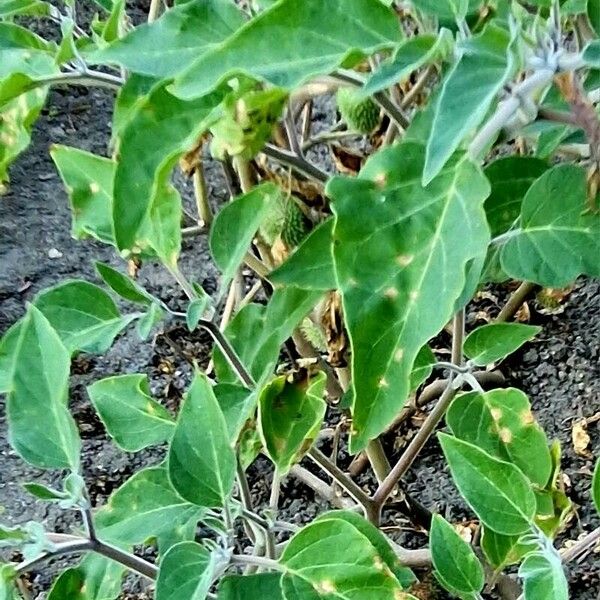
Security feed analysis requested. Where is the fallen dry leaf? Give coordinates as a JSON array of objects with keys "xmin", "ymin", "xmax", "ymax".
[
  {"xmin": 535, "ymin": 285, "xmax": 575, "ymax": 315},
  {"xmin": 572, "ymin": 417, "xmax": 592, "ymax": 458}
]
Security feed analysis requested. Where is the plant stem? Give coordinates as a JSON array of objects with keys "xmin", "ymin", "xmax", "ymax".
[
  {"xmin": 232, "ymin": 157, "xmax": 257, "ymax": 193},
  {"xmin": 193, "ymin": 164, "xmax": 213, "ymax": 227},
  {"xmin": 167, "ymin": 264, "xmax": 197, "ymax": 301},
  {"xmin": 365, "ymin": 439, "xmax": 391, "ymax": 484},
  {"xmin": 16, "ymin": 539, "xmax": 95, "ymax": 574},
  {"xmin": 262, "ymin": 144, "xmax": 329, "ymax": 184},
  {"xmin": 372, "ymin": 311, "xmax": 464, "ymax": 509},
  {"xmin": 302, "ymin": 130, "xmax": 362, "ymax": 151},
  {"xmin": 147, "ymin": 0, "xmax": 161, "ymax": 22},
  {"xmin": 270, "ymin": 471, "xmax": 282, "ymax": 514},
  {"xmin": 496, "ymin": 281, "xmax": 538, "ymax": 322},
  {"xmin": 560, "ymin": 527, "xmax": 600, "ymax": 563},
  {"xmin": 230, "ymin": 554, "xmax": 284, "ymax": 572},
  {"xmin": 289, "ymin": 465, "xmax": 354, "ymax": 509},
  {"xmin": 34, "ymin": 70, "xmax": 125, "ymax": 91}
]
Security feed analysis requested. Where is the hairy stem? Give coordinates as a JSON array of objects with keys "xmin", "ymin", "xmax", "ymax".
[
  {"xmin": 262, "ymin": 144, "xmax": 329, "ymax": 184},
  {"xmin": 290, "ymin": 465, "xmax": 355, "ymax": 509},
  {"xmin": 34, "ymin": 70, "xmax": 125, "ymax": 91},
  {"xmin": 496, "ymin": 281, "xmax": 538, "ymax": 322}
]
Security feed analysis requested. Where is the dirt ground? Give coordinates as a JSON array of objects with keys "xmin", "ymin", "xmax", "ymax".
[{"xmin": 0, "ymin": 63, "xmax": 598, "ymax": 600}]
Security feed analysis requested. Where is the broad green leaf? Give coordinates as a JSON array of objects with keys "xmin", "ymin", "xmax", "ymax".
[
  {"xmin": 218, "ymin": 574, "xmax": 283, "ymax": 599},
  {"xmin": 87, "ymin": 374, "xmax": 174, "ymax": 452},
  {"xmin": 22, "ymin": 482, "xmax": 68, "ymax": 501},
  {"xmin": 186, "ymin": 293, "xmax": 211, "ymax": 332},
  {"xmin": 210, "ymin": 183, "xmax": 279, "ymax": 291},
  {"xmin": 424, "ymin": 23, "xmax": 516, "ymax": 183},
  {"xmin": 483, "ymin": 156, "xmax": 548, "ymax": 237},
  {"xmin": 258, "ymin": 373, "xmax": 326, "ymax": 474},
  {"xmin": 214, "ymin": 383, "xmax": 257, "ymax": 442},
  {"xmin": 446, "ymin": 388, "xmax": 552, "ymax": 487},
  {"xmin": 0, "ymin": 525, "xmax": 26, "ymax": 547},
  {"xmin": 430, "ymin": 515, "xmax": 485, "ymax": 596},
  {"xmin": 560, "ymin": 0, "xmax": 588, "ymax": 13},
  {"xmin": 95, "ymin": 467, "xmax": 203, "ymax": 553},
  {"xmin": 480, "ymin": 527, "xmax": 534, "ymax": 569},
  {"xmin": 95, "ymin": 262, "xmax": 152, "ymax": 305},
  {"xmin": 7, "ymin": 306, "xmax": 80, "ymax": 470},
  {"xmin": 328, "ymin": 142, "xmax": 490, "ymax": 450},
  {"xmin": 33, "ymin": 280, "xmax": 135, "ymax": 354},
  {"xmin": 362, "ymin": 30, "xmax": 453, "ymax": 97},
  {"xmin": 0, "ymin": 321, "xmax": 19, "ymax": 393},
  {"xmin": 411, "ymin": 0, "xmax": 481, "ymax": 18},
  {"xmin": 589, "ymin": 0, "xmax": 600, "ymax": 35},
  {"xmin": 0, "ymin": 0, "xmax": 51, "ymax": 17},
  {"xmin": 499, "ymin": 164, "xmax": 600, "ymax": 287},
  {"xmin": 91, "ymin": 0, "xmax": 245, "ymax": 78},
  {"xmin": 214, "ymin": 287, "xmax": 322, "ymax": 385},
  {"xmin": 593, "ymin": 458, "xmax": 600, "ymax": 514},
  {"xmin": 51, "ymin": 145, "xmax": 115, "ymax": 245},
  {"xmin": 0, "ymin": 22, "xmax": 56, "ymax": 79},
  {"xmin": 269, "ymin": 219, "xmax": 336, "ymax": 291},
  {"xmin": 438, "ymin": 433, "xmax": 536, "ymax": 535},
  {"xmin": 168, "ymin": 373, "xmax": 236, "ymax": 507},
  {"xmin": 48, "ymin": 569, "xmax": 88, "ymax": 600},
  {"xmin": 0, "ymin": 564, "xmax": 18, "ymax": 600},
  {"xmin": 315, "ymin": 511, "xmax": 416, "ymax": 589},
  {"xmin": 171, "ymin": 0, "xmax": 401, "ymax": 99},
  {"xmin": 135, "ymin": 302, "xmax": 164, "ymax": 341},
  {"xmin": 583, "ymin": 40, "xmax": 600, "ymax": 68},
  {"xmin": 410, "ymin": 345, "xmax": 435, "ymax": 392},
  {"xmin": 113, "ymin": 82, "xmax": 223, "ymax": 251},
  {"xmin": 463, "ymin": 323, "xmax": 541, "ymax": 366},
  {"xmin": 156, "ymin": 542, "xmax": 213, "ymax": 600},
  {"xmin": 111, "ymin": 74, "xmax": 157, "ymax": 140},
  {"xmin": 519, "ymin": 552, "xmax": 568, "ymax": 600},
  {"xmin": 280, "ymin": 518, "xmax": 412, "ymax": 600}
]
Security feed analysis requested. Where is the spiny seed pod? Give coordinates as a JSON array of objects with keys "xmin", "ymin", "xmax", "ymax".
[
  {"xmin": 281, "ymin": 199, "xmax": 309, "ymax": 248},
  {"xmin": 258, "ymin": 192, "xmax": 286, "ymax": 245},
  {"xmin": 300, "ymin": 318, "xmax": 327, "ymax": 352},
  {"xmin": 336, "ymin": 87, "xmax": 381, "ymax": 134}
]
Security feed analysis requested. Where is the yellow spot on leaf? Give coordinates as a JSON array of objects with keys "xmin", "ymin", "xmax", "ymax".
[
  {"xmin": 374, "ymin": 172, "xmax": 387, "ymax": 188},
  {"xmin": 89, "ymin": 182, "xmax": 100, "ymax": 194},
  {"xmin": 409, "ymin": 290, "xmax": 419, "ymax": 301},
  {"xmin": 314, "ymin": 579, "xmax": 336, "ymax": 594},
  {"xmin": 396, "ymin": 254, "xmax": 414, "ymax": 267},
  {"xmin": 490, "ymin": 407, "xmax": 503, "ymax": 421},
  {"xmin": 499, "ymin": 427, "xmax": 513, "ymax": 443},
  {"xmin": 520, "ymin": 410, "xmax": 535, "ymax": 425},
  {"xmin": 394, "ymin": 348, "xmax": 404, "ymax": 362},
  {"xmin": 384, "ymin": 287, "xmax": 399, "ymax": 299},
  {"xmin": 378, "ymin": 377, "xmax": 389, "ymax": 388}
]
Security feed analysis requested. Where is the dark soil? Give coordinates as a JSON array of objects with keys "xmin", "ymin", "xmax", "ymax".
[{"xmin": 0, "ymin": 39, "xmax": 599, "ymax": 600}]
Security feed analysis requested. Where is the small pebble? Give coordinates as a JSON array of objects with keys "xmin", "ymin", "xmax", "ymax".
[{"xmin": 47, "ymin": 248, "xmax": 63, "ymax": 259}]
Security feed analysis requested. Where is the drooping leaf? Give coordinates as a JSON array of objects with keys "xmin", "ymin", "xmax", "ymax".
[
  {"xmin": 171, "ymin": 0, "xmax": 402, "ymax": 99},
  {"xmin": 362, "ymin": 30, "xmax": 453, "ymax": 97},
  {"xmin": 213, "ymin": 287, "xmax": 322, "ymax": 385},
  {"xmin": 51, "ymin": 145, "xmax": 115, "ymax": 245},
  {"xmin": 0, "ymin": 321, "xmax": 20, "ymax": 394},
  {"xmin": 7, "ymin": 306, "xmax": 80, "ymax": 470},
  {"xmin": 95, "ymin": 262, "xmax": 152, "ymax": 305},
  {"xmin": 410, "ymin": 345, "xmax": 436, "ymax": 392},
  {"xmin": 210, "ymin": 183, "xmax": 279, "ymax": 291},
  {"xmin": 424, "ymin": 23, "xmax": 516, "ymax": 183},
  {"xmin": 87, "ymin": 374, "xmax": 174, "ymax": 452},
  {"xmin": 156, "ymin": 542, "xmax": 213, "ymax": 600},
  {"xmin": 33, "ymin": 280, "xmax": 135, "ymax": 354},
  {"xmin": 0, "ymin": 525, "xmax": 26, "ymax": 547},
  {"xmin": 95, "ymin": 467, "xmax": 203, "ymax": 553},
  {"xmin": 430, "ymin": 514, "xmax": 485, "ymax": 596},
  {"xmin": 280, "ymin": 518, "xmax": 413, "ymax": 599},
  {"xmin": 315, "ymin": 511, "xmax": 416, "ymax": 589},
  {"xmin": 136, "ymin": 303, "xmax": 164, "ymax": 340},
  {"xmin": 258, "ymin": 372, "xmax": 326, "ymax": 474},
  {"xmin": 91, "ymin": 0, "xmax": 245, "ymax": 78},
  {"xmin": 22, "ymin": 482, "xmax": 68, "ymax": 502},
  {"xmin": 519, "ymin": 551, "xmax": 569, "ymax": 600},
  {"xmin": 438, "ymin": 433, "xmax": 536, "ymax": 535},
  {"xmin": 214, "ymin": 383, "xmax": 257, "ymax": 442},
  {"xmin": 483, "ymin": 156, "xmax": 548, "ymax": 237},
  {"xmin": 168, "ymin": 373, "xmax": 236, "ymax": 507},
  {"xmin": 328, "ymin": 142, "xmax": 490, "ymax": 450},
  {"xmin": 269, "ymin": 218, "xmax": 336, "ymax": 291},
  {"xmin": 463, "ymin": 322, "xmax": 541, "ymax": 366},
  {"xmin": 499, "ymin": 164, "xmax": 600, "ymax": 287},
  {"xmin": 447, "ymin": 388, "xmax": 552, "ymax": 488},
  {"xmin": 593, "ymin": 458, "xmax": 600, "ymax": 514},
  {"xmin": 112, "ymin": 82, "xmax": 224, "ymax": 251},
  {"xmin": 218, "ymin": 573, "xmax": 284, "ymax": 599},
  {"xmin": 185, "ymin": 292, "xmax": 211, "ymax": 332}
]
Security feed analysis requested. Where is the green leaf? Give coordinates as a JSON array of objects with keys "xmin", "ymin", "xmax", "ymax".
[
  {"xmin": 214, "ymin": 287, "xmax": 321, "ymax": 385},
  {"xmin": 22, "ymin": 482, "xmax": 68, "ymax": 501},
  {"xmin": 269, "ymin": 219, "xmax": 336, "ymax": 291},
  {"xmin": 410, "ymin": 345, "xmax": 436, "ymax": 392},
  {"xmin": 210, "ymin": 183, "xmax": 279, "ymax": 291},
  {"xmin": 446, "ymin": 388, "xmax": 552, "ymax": 487},
  {"xmin": 589, "ymin": 0, "xmax": 600, "ymax": 35},
  {"xmin": 438, "ymin": 433, "xmax": 536, "ymax": 535},
  {"xmin": 112, "ymin": 82, "xmax": 223, "ymax": 251},
  {"xmin": 483, "ymin": 156, "xmax": 548, "ymax": 237},
  {"xmin": 328, "ymin": 142, "xmax": 490, "ymax": 451},
  {"xmin": 411, "ymin": 0, "xmax": 481, "ymax": 19},
  {"xmin": 135, "ymin": 303, "xmax": 164, "ymax": 340},
  {"xmin": 48, "ymin": 569, "xmax": 88, "ymax": 600},
  {"xmin": 95, "ymin": 466, "xmax": 203, "ymax": 553},
  {"xmin": 33, "ymin": 280, "xmax": 135, "ymax": 354},
  {"xmin": 0, "ymin": 0, "xmax": 51, "ymax": 17},
  {"xmin": 430, "ymin": 515, "xmax": 485, "ymax": 596},
  {"xmin": 582, "ymin": 40, "xmax": 600, "ymax": 68},
  {"xmin": 95, "ymin": 262, "xmax": 152, "ymax": 305},
  {"xmin": 280, "ymin": 518, "xmax": 412, "ymax": 599},
  {"xmin": 463, "ymin": 323, "xmax": 541, "ymax": 366},
  {"xmin": 0, "ymin": 525, "xmax": 26, "ymax": 547},
  {"xmin": 480, "ymin": 527, "xmax": 535, "ymax": 569},
  {"xmin": 168, "ymin": 373, "xmax": 236, "ymax": 507},
  {"xmin": 499, "ymin": 164, "xmax": 600, "ymax": 287},
  {"xmin": 91, "ymin": 0, "xmax": 245, "ymax": 78},
  {"xmin": 519, "ymin": 551, "xmax": 568, "ymax": 600},
  {"xmin": 87, "ymin": 374, "xmax": 174, "ymax": 452},
  {"xmin": 0, "ymin": 564, "xmax": 19, "ymax": 600},
  {"xmin": 593, "ymin": 458, "xmax": 600, "ymax": 514},
  {"xmin": 315, "ymin": 511, "xmax": 416, "ymax": 589},
  {"xmin": 156, "ymin": 542, "xmax": 213, "ymax": 600},
  {"xmin": 214, "ymin": 383, "xmax": 257, "ymax": 442},
  {"xmin": 0, "ymin": 321, "xmax": 20, "ymax": 394},
  {"xmin": 218, "ymin": 574, "xmax": 283, "ymax": 599},
  {"xmin": 7, "ymin": 305, "xmax": 80, "ymax": 470},
  {"xmin": 362, "ymin": 30, "xmax": 453, "ymax": 97},
  {"xmin": 258, "ymin": 372, "xmax": 326, "ymax": 474},
  {"xmin": 424, "ymin": 23, "xmax": 516, "ymax": 183},
  {"xmin": 51, "ymin": 145, "xmax": 115, "ymax": 245},
  {"xmin": 0, "ymin": 22, "xmax": 56, "ymax": 80},
  {"xmin": 186, "ymin": 293, "xmax": 211, "ymax": 332},
  {"xmin": 171, "ymin": 0, "xmax": 401, "ymax": 99}
]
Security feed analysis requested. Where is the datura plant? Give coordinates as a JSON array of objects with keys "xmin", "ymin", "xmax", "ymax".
[{"xmin": 1, "ymin": 0, "xmax": 599, "ymax": 598}]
